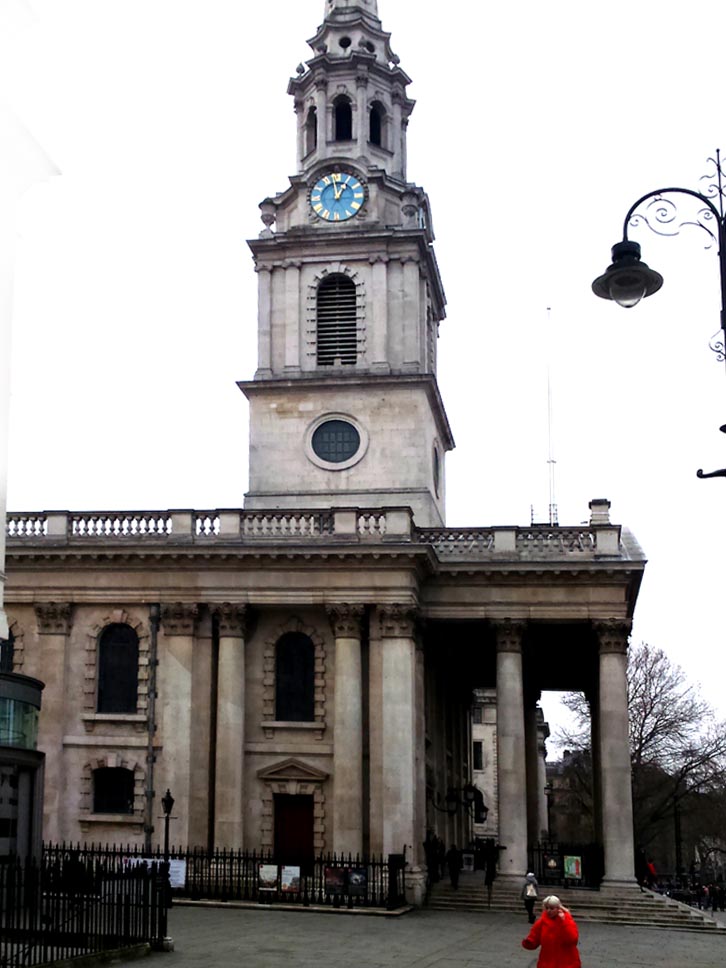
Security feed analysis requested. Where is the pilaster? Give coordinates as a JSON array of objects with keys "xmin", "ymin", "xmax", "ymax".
[{"xmin": 34, "ymin": 602, "xmax": 71, "ymax": 842}]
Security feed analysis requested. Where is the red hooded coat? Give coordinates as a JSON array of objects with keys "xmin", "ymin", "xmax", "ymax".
[{"xmin": 521, "ymin": 909, "xmax": 581, "ymax": 968}]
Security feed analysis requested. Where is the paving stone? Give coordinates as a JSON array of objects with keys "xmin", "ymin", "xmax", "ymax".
[{"xmin": 117, "ymin": 904, "xmax": 726, "ymax": 968}]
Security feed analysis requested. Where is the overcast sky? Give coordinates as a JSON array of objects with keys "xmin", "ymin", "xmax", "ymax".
[{"xmin": 3, "ymin": 0, "xmax": 726, "ymax": 744}]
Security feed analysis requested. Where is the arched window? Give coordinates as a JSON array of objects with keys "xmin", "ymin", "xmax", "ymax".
[
  {"xmin": 275, "ymin": 632, "xmax": 315, "ymax": 722},
  {"xmin": 333, "ymin": 97, "xmax": 353, "ymax": 142},
  {"xmin": 369, "ymin": 102, "xmax": 385, "ymax": 147},
  {"xmin": 316, "ymin": 274, "xmax": 357, "ymax": 366},
  {"xmin": 93, "ymin": 767, "xmax": 135, "ymax": 814},
  {"xmin": 97, "ymin": 624, "xmax": 139, "ymax": 713},
  {"xmin": 305, "ymin": 107, "xmax": 318, "ymax": 154}
]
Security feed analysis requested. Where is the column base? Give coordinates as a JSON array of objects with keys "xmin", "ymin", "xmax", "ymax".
[
  {"xmin": 404, "ymin": 868, "xmax": 427, "ymax": 908},
  {"xmin": 600, "ymin": 877, "xmax": 639, "ymax": 893}
]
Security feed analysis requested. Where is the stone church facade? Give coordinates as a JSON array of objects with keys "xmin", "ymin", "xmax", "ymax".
[{"xmin": 3, "ymin": 0, "xmax": 645, "ymax": 904}]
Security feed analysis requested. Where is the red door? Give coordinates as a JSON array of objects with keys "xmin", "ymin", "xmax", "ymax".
[{"xmin": 274, "ymin": 794, "xmax": 315, "ymax": 872}]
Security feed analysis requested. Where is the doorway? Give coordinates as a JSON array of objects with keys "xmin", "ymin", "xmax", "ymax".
[{"xmin": 274, "ymin": 794, "xmax": 315, "ymax": 872}]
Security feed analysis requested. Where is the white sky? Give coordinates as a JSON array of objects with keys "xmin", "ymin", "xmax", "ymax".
[{"xmin": 2, "ymin": 0, "xmax": 726, "ymax": 745}]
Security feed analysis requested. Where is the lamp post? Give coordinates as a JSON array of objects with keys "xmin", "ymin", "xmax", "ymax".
[
  {"xmin": 592, "ymin": 150, "xmax": 726, "ymax": 479},
  {"xmin": 161, "ymin": 788, "xmax": 175, "ymax": 861}
]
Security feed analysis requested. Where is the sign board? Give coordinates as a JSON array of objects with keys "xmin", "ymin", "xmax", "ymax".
[
  {"xmin": 123, "ymin": 857, "xmax": 187, "ymax": 889},
  {"xmin": 280, "ymin": 866, "xmax": 301, "ymax": 894},
  {"xmin": 347, "ymin": 868, "xmax": 368, "ymax": 897},
  {"xmin": 324, "ymin": 867, "xmax": 346, "ymax": 896},
  {"xmin": 462, "ymin": 852, "xmax": 475, "ymax": 872},
  {"xmin": 258, "ymin": 864, "xmax": 279, "ymax": 891},
  {"xmin": 564, "ymin": 855, "xmax": 582, "ymax": 880}
]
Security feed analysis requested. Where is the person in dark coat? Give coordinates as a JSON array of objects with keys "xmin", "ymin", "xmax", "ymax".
[
  {"xmin": 522, "ymin": 895, "xmax": 581, "ymax": 968},
  {"xmin": 445, "ymin": 844, "xmax": 463, "ymax": 889},
  {"xmin": 482, "ymin": 837, "xmax": 505, "ymax": 907},
  {"xmin": 521, "ymin": 871, "xmax": 539, "ymax": 923}
]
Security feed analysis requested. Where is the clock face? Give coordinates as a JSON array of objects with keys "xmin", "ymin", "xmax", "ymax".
[{"xmin": 310, "ymin": 172, "xmax": 365, "ymax": 222}]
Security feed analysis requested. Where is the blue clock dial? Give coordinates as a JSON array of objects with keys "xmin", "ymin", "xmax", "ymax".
[{"xmin": 310, "ymin": 172, "xmax": 365, "ymax": 222}]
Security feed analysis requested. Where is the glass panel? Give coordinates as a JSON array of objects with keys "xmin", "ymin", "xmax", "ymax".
[
  {"xmin": 0, "ymin": 698, "xmax": 39, "ymax": 748},
  {"xmin": 311, "ymin": 420, "xmax": 360, "ymax": 463}
]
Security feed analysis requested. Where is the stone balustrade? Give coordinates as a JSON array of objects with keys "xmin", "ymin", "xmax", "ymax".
[{"xmin": 5, "ymin": 508, "xmax": 625, "ymax": 558}]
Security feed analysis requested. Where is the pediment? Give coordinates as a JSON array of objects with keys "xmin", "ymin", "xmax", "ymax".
[{"xmin": 257, "ymin": 758, "xmax": 328, "ymax": 783}]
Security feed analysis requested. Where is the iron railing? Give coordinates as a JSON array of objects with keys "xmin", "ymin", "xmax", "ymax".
[
  {"xmin": 527, "ymin": 842, "xmax": 604, "ymax": 890},
  {"xmin": 43, "ymin": 843, "xmax": 406, "ymax": 910},
  {"xmin": 0, "ymin": 854, "xmax": 168, "ymax": 968}
]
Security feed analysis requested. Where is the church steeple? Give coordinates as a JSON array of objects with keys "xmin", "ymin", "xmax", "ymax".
[
  {"xmin": 326, "ymin": 0, "xmax": 379, "ymax": 18},
  {"xmin": 289, "ymin": 0, "xmax": 412, "ymax": 180},
  {"xmin": 239, "ymin": 1, "xmax": 452, "ymax": 527}
]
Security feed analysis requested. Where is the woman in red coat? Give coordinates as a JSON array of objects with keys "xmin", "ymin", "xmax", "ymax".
[{"xmin": 521, "ymin": 895, "xmax": 581, "ymax": 968}]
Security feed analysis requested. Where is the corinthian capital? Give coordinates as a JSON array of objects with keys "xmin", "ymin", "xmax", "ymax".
[
  {"xmin": 35, "ymin": 602, "xmax": 72, "ymax": 635},
  {"xmin": 160, "ymin": 603, "xmax": 199, "ymax": 636},
  {"xmin": 212, "ymin": 603, "xmax": 248, "ymax": 638},
  {"xmin": 493, "ymin": 619, "xmax": 526, "ymax": 654},
  {"xmin": 326, "ymin": 604, "xmax": 364, "ymax": 638},
  {"xmin": 595, "ymin": 619, "xmax": 631, "ymax": 655},
  {"xmin": 376, "ymin": 604, "xmax": 418, "ymax": 639}
]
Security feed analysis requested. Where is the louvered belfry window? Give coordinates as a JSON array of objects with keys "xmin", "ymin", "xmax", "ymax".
[{"xmin": 316, "ymin": 274, "xmax": 358, "ymax": 366}]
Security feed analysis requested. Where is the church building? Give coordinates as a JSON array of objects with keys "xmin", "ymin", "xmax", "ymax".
[{"xmin": 3, "ymin": 0, "xmax": 645, "ymax": 905}]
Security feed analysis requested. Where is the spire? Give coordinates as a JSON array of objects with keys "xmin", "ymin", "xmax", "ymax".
[{"xmin": 325, "ymin": 0, "xmax": 379, "ymax": 18}]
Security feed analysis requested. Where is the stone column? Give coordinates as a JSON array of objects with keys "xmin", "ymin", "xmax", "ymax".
[
  {"xmin": 494, "ymin": 620, "xmax": 528, "ymax": 880},
  {"xmin": 327, "ymin": 604, "xmax": 364, "ymax": 855},
  {"xmin": 159, "ymin": 603, "xmax": 198, "ymax": 847},
  {"xmin": 294, "ymin": 98, "xmax": 305, "ymax": 169},
  {"xmin": 537, "ymin": 712, "xmax": 550, "ymax": 841},
  {"xmin": 524, "ymin": 699, "xmax": 540, "ymax": 848},
  {"xmin": 596, "ymin": 620, "xmax": 636, "ymax": 888},
  {"xmin": 391, "ymin": 88, "xmax": 404, "ymax": 177},
  {"xmin": 314, "ymin": 81, "xmax": 328, "ymax": 146},
  {"xmin": 212, "ymin": 604, "xmax": 248, "ymax": 849},
  {"xmin": 34, "ymin": 602, "xmax": 71, "ymax": 842},
  {"xmin": 376, "ymin": 604, "xmax": 425, "ymax": 905}
]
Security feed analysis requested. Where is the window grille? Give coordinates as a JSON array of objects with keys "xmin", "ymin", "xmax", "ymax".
[
  {"xmin": 97, "ymin": 624, "xmax": 139, "ymax": 713},
  {"xmin": 317, "ymin": 274, "xmax": 358, "ymax": 366}
]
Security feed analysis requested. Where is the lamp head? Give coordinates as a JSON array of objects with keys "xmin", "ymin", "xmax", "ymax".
[
  {"xmin": 592, "ymin": 240, "xmax": 663, "ymax": 308},
  {"xmin": 161, "ymin": 789, "xmax": 175, "ymax": 816}
]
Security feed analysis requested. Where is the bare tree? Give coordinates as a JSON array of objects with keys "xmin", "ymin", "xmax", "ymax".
[{"xmin": 557, "ymin": 642, "xmax": 726, "ymax": 849}]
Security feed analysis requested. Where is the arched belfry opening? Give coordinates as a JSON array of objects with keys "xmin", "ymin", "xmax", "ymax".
[
  {"xmin": 369, "ymin": 102, "xmax": 385, "ymax": 148},
  {"xmin": 333, "ymin": 96, "xmax": 353, "ymax": 142},
  {"xmin": 305, "ymin": 107, "xmax": 318, "ymax": 154}
]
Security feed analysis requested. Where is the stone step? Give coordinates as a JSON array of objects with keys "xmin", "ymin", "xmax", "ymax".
[{"xmin": 426, "ymin": 882, "xmax": 726, "ymax": 932}]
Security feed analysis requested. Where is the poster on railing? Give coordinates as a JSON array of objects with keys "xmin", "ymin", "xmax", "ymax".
[
  {"xmin": 258, "ymin": 864, "xmax": 279, "ymax": 891},
  {"xmin": 123, "ymin": 857, "xmax": 187, "ymax": 888},
  {"xmin": 347, "ymin": 868, "xmax": 368, "ymax": 897},
  {"xmin": 280, "ymin": 866, "xmax": 301, "ymax": 894},
  {"xmin": 564, "ymin": 855, "xmax": 582, "ymax": 880},
  {"xmin": 324, "ymin": 867, "xmax": 346, "ymax": 895}
]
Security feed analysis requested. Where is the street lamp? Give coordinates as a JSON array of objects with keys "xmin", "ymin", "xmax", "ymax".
[
  {"xmin": 161, "ymin": 788, "xmax": 175, "ymax": 861},
  {"xmin": 430, "ymin": 783, "xmax": 488, "ymax": 821},
  {"xmin": 592, "ymin": 150, "xmax": 726, "ymax": 478}
]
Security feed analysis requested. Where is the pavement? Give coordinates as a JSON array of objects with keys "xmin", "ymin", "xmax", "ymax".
[{"xmin": 127, "ymin": 902, "xmax": 726, "ymax": 968}]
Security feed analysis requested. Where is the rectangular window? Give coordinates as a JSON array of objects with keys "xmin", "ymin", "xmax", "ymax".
[
  {"xmin": 473, "ymin": 741, "xmax": 483, "ymax": 771},
  {"xmin": 472, "ymin": 707, "xmax": 482, "ymax": 724}
]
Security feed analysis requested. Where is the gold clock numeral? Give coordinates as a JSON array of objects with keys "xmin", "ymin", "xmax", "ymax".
[
  {"xmin": 321, "ymin": 209, "xmax": 330, "ymax": 219},
  {"xmin": 344, "ymin": 210, "xmax": 352, "ymax": 218},
  {"xmin": 351, "ymin": 202, "xmax": 361, "ymax": 211},
  {"xmin": 334, "ymin": 212, "xmax": 340, "ymax": 221},
  {"xmin": 322, "ymin": 176, "xmax": 331, "ymax": 186}
]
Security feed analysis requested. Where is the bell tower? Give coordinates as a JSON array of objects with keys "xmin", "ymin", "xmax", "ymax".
[{"xmin": 239, "ymin": 0, "xmax": 453, "ymax": 526}]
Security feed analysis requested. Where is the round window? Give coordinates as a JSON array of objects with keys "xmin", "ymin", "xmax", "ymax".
[
  {"xmin": 339, "ymin": 35, "xmax": 352, "ymax": 49},
  {"xmin": 311, "ymin": 419, "xmax": 360, "ymax": 464}
]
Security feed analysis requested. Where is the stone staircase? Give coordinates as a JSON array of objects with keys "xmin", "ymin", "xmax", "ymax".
[{"xmin": 426, "ymin": 872, "xmax": 726, "ymax": 933}]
